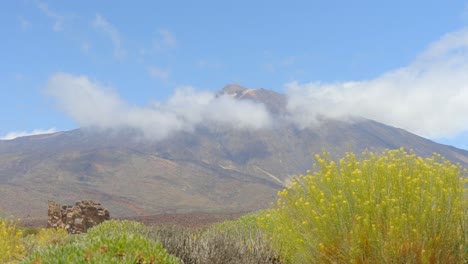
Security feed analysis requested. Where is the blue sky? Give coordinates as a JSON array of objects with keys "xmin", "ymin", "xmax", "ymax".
[{"xmin": 1, "ymin": 1, "xmax": 468, "ymax": 150}]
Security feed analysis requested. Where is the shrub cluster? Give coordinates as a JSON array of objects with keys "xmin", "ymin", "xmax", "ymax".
[
  {"xmin": 21, "ymin": 220, "xmax": 180, "ymax": 264},
  {"xmin": 146, "ymin": 212, "xmax": 281, "ymax": 264},
  {"xmin": 18, "ymin": 218, "xmax": 279, "ymax": 264},
  {"xmin": 22, "ymin": 227, "xmax": 69, "ymax": 256},
  {"xmin": 259, "ymin": 148, "xmax": 467, "ymax": 263},
  {"xmin": 0, "ymin": 216, "xmax": 25, "ymax": 263}
]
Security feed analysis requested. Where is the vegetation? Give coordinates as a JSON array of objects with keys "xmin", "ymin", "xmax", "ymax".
[
  {"xmin": 144, "ymin": 212, "xmax": 280, "ymax": 263},
  {"xmin": 15, "ymin": 218, "xmax": 279, "ymax": 264},
  {"xmin": 21, "ymin": 220, "xmax": 179, "ymax": 264},
  {"xmin": 258, "ymin": 148, "xmax": 467, "ymax": 263},
  {"xmin": 0, "ymin": 148, "xmax": 466, "ymax": 263},
  {"xmin": 22, "ymin": 227, "xmax": 69, "ymax": 257},
  {"xmin": 0, "ymin": 216, "xmax": 25, "ymax": 263}
]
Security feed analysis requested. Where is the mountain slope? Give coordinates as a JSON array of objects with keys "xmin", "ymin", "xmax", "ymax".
[{"xmin": 1, "ymin": 85, "xmax": 467, "ymax": 218}]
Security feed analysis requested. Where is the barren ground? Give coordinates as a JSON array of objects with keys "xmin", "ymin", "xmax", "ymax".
[{"xmin": 21, "ymin": 211, "xmax": 250, "ymax": 229}]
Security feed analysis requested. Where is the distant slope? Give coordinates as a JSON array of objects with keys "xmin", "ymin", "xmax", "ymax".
[{"xmin": 0, "ymin": 85, "xmax": 467, "ymax": 218}]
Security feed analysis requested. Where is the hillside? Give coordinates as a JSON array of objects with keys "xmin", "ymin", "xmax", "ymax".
[{"xmin": 1, "ymin": 85, "xmax": 467, "ymax": 218}]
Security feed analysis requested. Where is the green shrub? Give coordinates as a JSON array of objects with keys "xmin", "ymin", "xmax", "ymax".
[
  {"xmin": 22, "ymin": 220, "xmax": 180, "ymax": 264},
  {"xmin": 259, "ymin": 149, "xmax": 467, "ymax": 263},
  {"xmin": 22, "ymin": 227, "xmax": 70, "ymax": 256},
  {"xmin": 196, "ymin": 212, "xmax": 280, "ymax": 264},
  {"xmin": 21, "ymin": 227, "xmax": 40, "ymax": 237},
  {"xmin": 86, "ymin": 220, "xmax": 150, "ymax": 238}
]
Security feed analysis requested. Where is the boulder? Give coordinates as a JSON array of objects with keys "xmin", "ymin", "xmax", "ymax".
[{"xmin": 47, "ymin": 200, "xmax": 110, "ymax": 234}]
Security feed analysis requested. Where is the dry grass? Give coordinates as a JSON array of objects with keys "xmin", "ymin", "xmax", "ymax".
[{"xmin": 145, "ymin": 217, "xmax": 281, "ymax": 264}]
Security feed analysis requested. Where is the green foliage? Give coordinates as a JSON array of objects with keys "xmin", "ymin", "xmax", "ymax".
[
  {"xmin": 22, "ymin": 227, "xmax": 70, "ymax": 257},
  {"xmin": 21, "ymin": 227, "xmax": 40, "ymax": 237},
  {"xmin": 22, "ymin": 220, "xmax": 179, "ymax": 264},
  {"xmin": 258, "ymin": 148, "xmax": 468, "ymax": 263},
  {"xmin": 87, "ymin": 220, "xmax": 150, "ymax": 238},
  {"xmin": 198, "ymin": 211, "xmax": 280, "ymax": 263},
  {"xmin": 18, "ymin": 218, "xmax": 279, "ymax": 263}
]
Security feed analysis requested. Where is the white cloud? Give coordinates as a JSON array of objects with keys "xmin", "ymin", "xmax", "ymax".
[
  {"xmin": 92, "ymin": 14, "xmax": 126, "ymax": 59},
  {"xmin": 153, "ymin": 29, "xmax": 177, "ymax": 51},
  {"xmin": 148, "ymin": 66, "xmax": 169, "ymax": 81},
  {"xmin": 161, "ymin": 87, "xmax": 272, "ymax": 130},
  {"xmin": 1, "ymin": 128, "xmax": 57, "ymax": 140},
  {"xmin": 46, "ymin": 73, "xmax": 272, "ymax": 141},
  {"xmin": 37, "ymin": 1, "xmax": 63, "ymax": 32},
  {"xmin": 286, "ymin": 27, "xmax": 468, "ymax": 138}
]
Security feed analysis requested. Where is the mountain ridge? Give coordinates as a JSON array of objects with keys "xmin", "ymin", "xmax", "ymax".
[{"xmin": 0, "ymin": 86, "xmax": 467, "ymax": 218}]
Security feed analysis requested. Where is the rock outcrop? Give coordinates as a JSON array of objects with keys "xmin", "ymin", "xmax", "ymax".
[{"xmin": 47, "ymin": 200, "xmax": 110, "ymax": 234}]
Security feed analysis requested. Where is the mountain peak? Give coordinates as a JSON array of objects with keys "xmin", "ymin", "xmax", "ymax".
[
  {"xmin": 221, "ymin": 84, "xmax": 248, "ymax": 97},
  {"xmin": 220, "ymin": 85, "xmax": 287, "ymax": 114}
]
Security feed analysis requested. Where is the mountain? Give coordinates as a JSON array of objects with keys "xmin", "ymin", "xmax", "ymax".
[{"xmin": 1, "ymin": 85, "xmax": 467, "ymax": 218}]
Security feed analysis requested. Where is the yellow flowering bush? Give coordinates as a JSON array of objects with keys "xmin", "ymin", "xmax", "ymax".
[
  {"xmin": 0, "ymin": 216, "xmax": 25, "ymax": 263},
  {"xmin": 259, "ymin": 148, "xmax": 467, "ymax": 263},
  {"xmin": 22, "ymin": 227, "xmax": 69, "ymax": 254}
]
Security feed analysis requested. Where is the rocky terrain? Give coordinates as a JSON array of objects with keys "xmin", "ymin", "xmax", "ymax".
[
  {"xmin": 1, "ymin": 85, "xmax": 467, "ymax": 218},
  {"xmin": 47, "ymin": 200, "xmax": 110, "ymax": 233}
]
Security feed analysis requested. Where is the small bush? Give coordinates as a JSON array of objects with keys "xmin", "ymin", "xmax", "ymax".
[
  {"xmin": 259, "ymin": 149, "xmax": 467, "ymax": 263},
  {"xmin": 200, "ymin": 211, "xmax": 281, "ymax": 263},
  {"xmin": 21, "ymin": 227, "xmax": 40, "ymax": 237},
  {"xmin": 146, "ymin": 212, "xmax": 281, "ymax": 264},
  {"xmin": 145, "ymin": 225, "xmax": 199, "ymax": 263},
  {"xmin": 86, "ymin": 220, "xmax": 150, "ymax": 238},
  {"xmin": 22, "ymin": 220, "xmax": 180, "ymax": 264},
  {"xmin": 0, "ymin": 216, "xmax": 25, "ymax": 263},
  {"xmin": 22, "ymin": 227, "xmax": 69, "ymax": 256}
]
